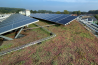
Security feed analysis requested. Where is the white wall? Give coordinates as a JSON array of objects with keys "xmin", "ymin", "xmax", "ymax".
[
  {"xmin": 25, "ymin": 10, "xmax": 30, "ymax": 16},
  {"xmin": 19, "ymin": 10, "xmax": 30, "ymax": 16}
]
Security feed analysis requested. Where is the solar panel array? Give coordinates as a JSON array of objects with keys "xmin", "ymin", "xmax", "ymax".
[
  {"xmin": 30, "ymin": 14, "xmax": 77, "ymax": 25},
  {"xmin": 88, "ymin": 18, "xmax": 92, "ymax": 21},
  {"xmin": 91, "ymin": 17, "xmax": 97, "ymax": 21},
  {"xmin": 0, "ymin": 14, "xmax": 38, "ymax": 35}
]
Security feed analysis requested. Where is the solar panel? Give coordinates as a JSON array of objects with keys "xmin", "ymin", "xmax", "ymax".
[
  {"xmin": 65, "ymin": 16, "xmax": 77, "ymax": 20},
  {"xmin": 50, "ymin": 15, "xmax": 70, "ymax": 22},
  {"xmin": 0, "ymin": 18, "xmax": 30, "ymax": 27},
  {"xmin": 39, "ymin": 14, "xmax": 51, "ymax": 19},
  {"xmin": 30, "ymin": 14, "xmax": 77, "ymax": 25},
  {"xmin": 46, "ymin": 15, "xmax": 64, "ymax": 21},
  {"xmin": 44, "ymin": 15, "xmax": 59, "ymax": 20},
  {"xmin": 57, "ymin": 16, "xmax": 77, "ymax": 24},
  {"xmin": 58, "ymin": 19, "xmax": 72, "ymax": 24},
  {"xmin": 92, "ymin": 17, "xmax": 97, "ymax": 21},
  {"xmin": 13, "ymin": 19, "xmax": 37, "ymax": 28},
  {"xmin": 0, "ymin": 14, "xmax": 38, "ymax": 35},
  {"xmin": 88, "ymin": 18, "xmax": 92, "ymax": 21}
]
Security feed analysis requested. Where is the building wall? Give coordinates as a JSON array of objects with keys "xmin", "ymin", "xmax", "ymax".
[
  {"xmin": 25, "ymin": 10, "xmax": 30, "ymax": 16},
  {"xmin": 19, "ymin": 10, "xmax": 30, "ymax": 16}
]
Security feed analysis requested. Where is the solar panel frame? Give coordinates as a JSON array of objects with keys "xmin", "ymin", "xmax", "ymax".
[
  {"xmin": 57, "ymin": 16, "xmax": 77, "ymax": 25},
  {"xmin": 43, "ymin": 14, "xmax": 59, "ymax": 20},
  {"xmin": 50, "ymin": 15, "xmax": 70, "ymax": 22},
  {"xmin": 49, "ymin": 14, "xmax": 64, "ymax": 21},
  {"xmin": 30, "ymin": 14, "xmax": 77, "ymax": 25},
  {"xmin": 0, "ymin": 14, "xmax": 39, "ymax": 35},
  {"xmin": 0, "ymin": 14, "xmax": 32, "ymax": 27}
]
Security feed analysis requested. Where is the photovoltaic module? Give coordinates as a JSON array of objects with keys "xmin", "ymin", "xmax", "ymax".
[{"xmin": 30, "ymin": 14, "xmax": 77, "ymax": 25}]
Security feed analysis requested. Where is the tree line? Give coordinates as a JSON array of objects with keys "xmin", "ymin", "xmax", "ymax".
[
  {"xmin": 31, "ymin": 10, "xmax": 98, "ymax": 15},
  {"xmin": 94, "ymin": 15, "xmax": 98, "ymax": 20},
  {"xmin": 0, "ymin": 7, "xmax": 25, "ymax": 13},
  {"xmin": 0, "ymin": 7, "xmax": 98, "ymax": 15},
  {"xmin": 30, "ymin": 10, "xmax": 53, "ymax": 13},
  {"xmin": 30, "ymin": 10, "xmax": 88, "ymax": 15},
  {"xmin": 88, "ymin": 10, "xmax": 98, "ymax": 14},
  {"xmin": 30, "ymin": 10, "xmax": 81, "ymax": 15}
]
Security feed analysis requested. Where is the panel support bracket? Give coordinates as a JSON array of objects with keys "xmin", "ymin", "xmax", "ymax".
[
  {"xmin": 0, "ymin": 35, "xmax": 13, "ymax": 40},
  {"xmin": 15, "ymin": 27, "xmax": 24, "ymax": 39}
]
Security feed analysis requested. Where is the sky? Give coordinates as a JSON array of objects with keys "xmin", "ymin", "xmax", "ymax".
[{"xmin": 0, "ymin": 0, "xmax": 98, "ymax": 12}]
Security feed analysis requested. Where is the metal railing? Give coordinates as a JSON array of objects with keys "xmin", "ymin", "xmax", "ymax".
[{"xmin": 77, "ymin": 17, "xmax": 98, "ymax": 35}]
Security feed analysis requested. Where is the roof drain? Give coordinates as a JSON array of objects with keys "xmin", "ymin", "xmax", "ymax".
[{"xmin": 0, "ymin": 23, "xmax": 56, "ymax": 56}]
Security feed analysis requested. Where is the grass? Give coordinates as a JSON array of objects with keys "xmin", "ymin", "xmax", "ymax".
[
  {"xmin": 80, "ymin": 32, "xmax": 91, "ymax": 38},
  {"xmin": 31, "ymin": 27, "xmax": 50, "ymax": 35},
  {"xmin": 0, "ymin": 43, "xmax": 12, "ymax": 51},
  {"xmin": 0, "ymin": 23, "xmax": 50, "ymax": 52},
  {"xmin": 51, "ymin": 60, "xmax": 58, "ymax": 65},
  {"xmin": 19, "ymin": 61, "xmax": 25, "ymax": 65},
  {"xmin": 0, "ymin": 20, "xmax": 98, "ymax": 65},
  {"xmin": 75, "ymin": 47, "xmax": 86, "ymax": 59},
  {"xmin": 5, "ymin": 33, "xmax": 15, "ymax": 37},
  {"xmin": 15, "ymin": 60, "xmax": 25, "ymax": 65},
  {"xmin": 17, "ymin": 49, "xmax": 23, "ymax": 52},
  {"xmin": 28, "ymin": 24, "xmax": 37, "ymax": 28}
]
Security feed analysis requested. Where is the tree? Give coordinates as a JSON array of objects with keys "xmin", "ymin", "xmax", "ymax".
[
  {"xmin": 33, "ymin": 10, "xmax": 37, "ymax": 13},
  {"xmin": 64, "ymin": 10, "xmax": 69, "ymax": 14},
  {"xmin": 56, "ymin": 11, "xmax": 61, "ymax": 14},
  {"xmin": 95, "ymin": 10, "xmax": 98, "ymax": 14},
  {"xmin": 88, "ymin": 10, "xmax": 98, "ymax": 14},
  {"xmin": 0, "ymin": 7, "xmax": 25, "ymax": 13},
  {"xmin": 94, "ymin": 15, "xmax": 98, "ymax": 20},
  {"xmin": 77, "ymin": 10, "xmax": 81, "ymax": 15},
  {"xmin": 30, "ymin": 10, "xmax": 33, "ymax": 13},
  {"xmin": 16, "ymin": 9, "xmax": 21, "ymax": 13},
  {"xmin": 37, "ymin": 10, "xmax": 53, "ymax": 13},
  {"xmin": 73, "ymin": 11, "xmax": 77, "ymax": 14},
  {"xmin": 81, "ymin": 12, "xmax": 87, "ymax": 14}
]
